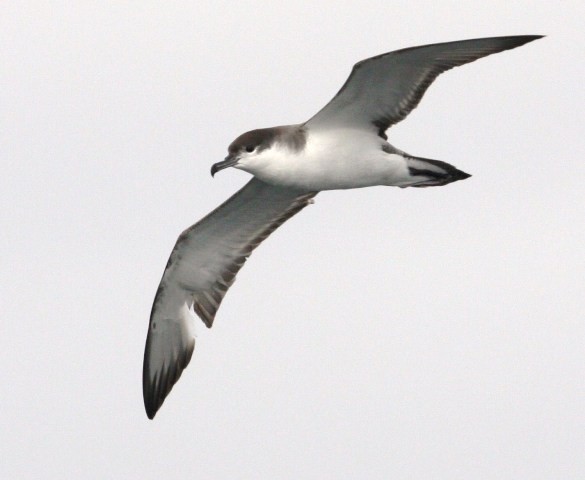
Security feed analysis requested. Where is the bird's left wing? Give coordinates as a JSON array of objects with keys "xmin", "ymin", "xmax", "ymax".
[
  {"xmin": 305, "ymin": 35, "xmax": 542, "ymax": 137},
  {"xmin": 143, "ymin": 178, "xmax": 316, "ymax": 418}
]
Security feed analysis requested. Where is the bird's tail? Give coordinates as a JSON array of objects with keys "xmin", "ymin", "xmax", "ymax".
[{"xmin": 405, "ymin": 155, "xmax": 471, "ymax": 188}]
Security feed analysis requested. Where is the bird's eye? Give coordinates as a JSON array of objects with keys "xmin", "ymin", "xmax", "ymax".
[{"xmin": 245, "ymin": 145, "xmax": 255, "ymax": 153}]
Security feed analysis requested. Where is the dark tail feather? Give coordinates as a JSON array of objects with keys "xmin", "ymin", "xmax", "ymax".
[{"xmin": 406, "ymin": 155, "xmax": 471, "ymax": 188}]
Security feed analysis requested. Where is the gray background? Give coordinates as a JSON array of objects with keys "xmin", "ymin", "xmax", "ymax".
[{"xmin": 2, "ymin": 1, "xmax": 584, "ymax": 478}]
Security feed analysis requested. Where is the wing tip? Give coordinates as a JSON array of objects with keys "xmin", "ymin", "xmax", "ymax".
[
  {"xmin": 500, "ymin": 34, "xmax": 545, "ymax": 48},
  {"xmin": 142, "ymin": 333, "xmax": 195, "ymax": 420}
]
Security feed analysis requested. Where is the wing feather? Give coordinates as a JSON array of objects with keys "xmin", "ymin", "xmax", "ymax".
[
  {"xmin": 143, "ymin": 178, "xmax": 316, "ymax": 418},
  {"xmin": 305, "ymin": 35, "xmax": 542, "ymax": 136}
]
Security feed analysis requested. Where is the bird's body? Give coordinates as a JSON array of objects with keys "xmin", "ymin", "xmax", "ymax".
[
  {"xmin": 143, "ymin": 35, "xmax": 542, "ymax": 419},
  {"xmin": 238, "ymin": 125, "xmax": 412, "ymax": 190}
]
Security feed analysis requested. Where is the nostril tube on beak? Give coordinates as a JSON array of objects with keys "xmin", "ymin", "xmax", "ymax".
[{"xmin": 210, "ymin": 155, "xmax": 239, "ymax": 177}]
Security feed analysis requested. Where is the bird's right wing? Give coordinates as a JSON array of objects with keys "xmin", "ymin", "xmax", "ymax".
[
  {"xmin": 143, "ymin": 178, "xmax": 316, "ymax": 418},
  {"xmin": 305, "ymin": 35, "xmax": 542, "ymax": 137}
]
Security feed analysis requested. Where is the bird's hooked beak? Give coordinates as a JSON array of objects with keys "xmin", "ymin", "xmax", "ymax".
[{"xmin": 211, "ymin": 155, "xmax": 239, "ymax": 177}]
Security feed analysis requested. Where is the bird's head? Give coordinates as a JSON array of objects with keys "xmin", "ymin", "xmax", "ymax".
[{"xmin": 211, "ymin": 127, "xmax": 279, "ymax": 177}]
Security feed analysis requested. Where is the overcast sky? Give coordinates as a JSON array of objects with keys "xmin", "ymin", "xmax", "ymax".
[{"xmin": 2, "ymin": 1, "xmax": 584, "ymax": 479}]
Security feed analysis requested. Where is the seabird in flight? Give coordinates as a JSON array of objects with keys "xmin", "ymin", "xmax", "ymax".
[{"xmin": 143, "ymin": 35, "xmax": 542, "ymax": 419}]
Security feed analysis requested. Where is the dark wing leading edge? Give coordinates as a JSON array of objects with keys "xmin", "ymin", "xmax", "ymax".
[
  {"xmin": 305, "ymin": 35, "xmax": 542, "ymax": 137},
  {"xmin": 143, "ymin": 178, "xmax": 316, "ymax": 419}
]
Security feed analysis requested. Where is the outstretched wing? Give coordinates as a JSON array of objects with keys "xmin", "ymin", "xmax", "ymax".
[
  {"xmin": 305, "ymin": 35, "xmax": 542, "ymax": 137},
  {"xmin": 143, "ymin": 178, "xmax": 316, "ymax": 418}
]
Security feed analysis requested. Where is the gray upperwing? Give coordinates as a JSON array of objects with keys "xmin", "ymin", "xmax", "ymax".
[
  {"xmin": 143, "ymin": 178, "xmax": 316, "ymax": 418},
  {"xmin": 305, "ymin": 35, "xmax": 542, "ymax": 137},
  {"xmin": 166, "ymin": 178, "xmax": 317, "ymax": 327}
]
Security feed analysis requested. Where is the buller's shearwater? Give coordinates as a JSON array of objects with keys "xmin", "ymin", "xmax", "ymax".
[{"xmin": 143, "ymin": 35, "xmax": 542, "ymax": 419}]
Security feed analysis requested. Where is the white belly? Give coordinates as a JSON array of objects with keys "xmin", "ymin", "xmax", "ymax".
[{"xmin": 242, "ymin": 128, "xmax": 412, "ymax": 191}]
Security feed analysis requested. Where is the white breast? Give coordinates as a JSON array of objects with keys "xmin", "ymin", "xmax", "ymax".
[{"xmin": 244, "ymin": 128, "xmax": 410, "ymax": 191}]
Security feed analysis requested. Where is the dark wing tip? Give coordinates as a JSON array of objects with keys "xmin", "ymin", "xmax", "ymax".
[
  {"xmin": 517, "ymin": 34, "xmax": 545, "ymax": 40},
  {"xmin": 497, "ymin": 34, "xmax": 545, "ymax": 48},
  {"xmin": 142, "ymin": 333, "xmax": 195, "ymax": 420}
]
